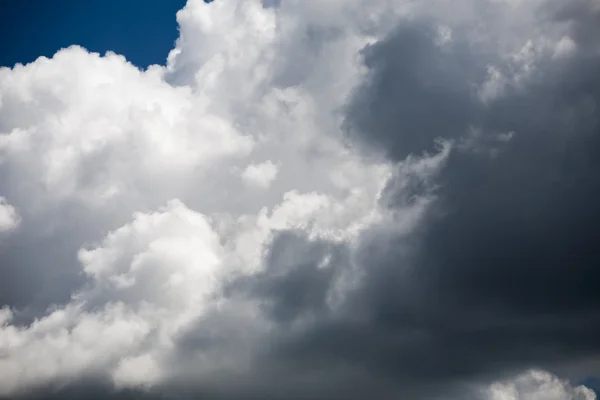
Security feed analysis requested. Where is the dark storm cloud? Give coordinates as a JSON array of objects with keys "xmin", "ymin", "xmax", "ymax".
[
  {"xmin": 4, "ymin": 382, "xmax": 167, "ymax": 400},
  {"xmin": 343, "ymin": 22, "xmax": 486, "ymax": 160},
  {"xmin": 332, "ymin": 0, "xmax": 600, "ymax": 391}
]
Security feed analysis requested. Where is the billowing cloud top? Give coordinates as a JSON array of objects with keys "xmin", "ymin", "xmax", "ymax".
[{"xmin": 1, "ymin": 0, "xmax": 600, "ymax": 399}]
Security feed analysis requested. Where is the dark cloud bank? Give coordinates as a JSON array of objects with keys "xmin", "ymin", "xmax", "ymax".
[{"xmin": 7, "ymin": 1, "xmax": 600, "ymax": 399}]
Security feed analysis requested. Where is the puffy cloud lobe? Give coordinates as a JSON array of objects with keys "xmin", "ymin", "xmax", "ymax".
[
  {"xmin": 0, "ymin": 200, "xmax": 226, "ymax": 394},
  {"xmin": 241, "ymin": 160, "xmax": 278, "ymax": 189},
  {"xmin": 77, "ymin": 200, "xmax": 223, "ymax": 314},
  {"xmin": 484, "ymin": 370, "xmax": 596, "ymax": 400},
  {"xmin": 1, "ymin": 0, "xmax": 600, "ymax": 399},
  {"xmin": 0, "ymin": 45, "xmax": 252, "ymax": 314},
  {"xmin": 0, "ymin": 47, "xmax": 253, "ymax": 210},
  {"xmin": 0, "ymin": 197, "xmax": 20, "ymax": 232}
]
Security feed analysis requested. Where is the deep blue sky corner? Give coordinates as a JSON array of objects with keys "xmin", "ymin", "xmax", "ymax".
[{"xmin": 0, "ymin": 0, "xmax": 191, "ymax": 69}]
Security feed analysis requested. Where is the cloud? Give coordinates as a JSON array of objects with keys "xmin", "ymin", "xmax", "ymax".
[
  {"xmin": 0, "ymin": 200, "xmax": 225, "ymax": 394},
  {"xmin": 1, "ymin": 0, "xmax": 600, "ymax": 399},
  {"xmin": 241, "ymin": 160, "xmax": 279, "ymax": 189},
  {"xmin": 483, "ymin": 370, "xmax": 596, "ymax": 400},
  {"xmin": 337, "ymin": 0, "xmax": 600, "ymax": 391},
  {"xmin": 0, "ymin": 197, "xmax": 20, "ymax": 232}
]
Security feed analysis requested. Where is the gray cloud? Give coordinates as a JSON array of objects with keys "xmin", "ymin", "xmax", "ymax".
[
  {"xmin": 333, "ymin": 0, "xmax": 600, "ymax": 392},
  {"xmin": 344, "ymin": 22, "xmax": 486, "ymax": 160},
  {"xmin": 238, "ymin": 231, "xmax": 348, "ymax": 323}
]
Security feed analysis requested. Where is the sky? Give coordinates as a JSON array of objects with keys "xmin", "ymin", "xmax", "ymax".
[
  {"xmin": 0, "ymin": 0, "xmax": 600, "ymax": 399},
  {"xmin": 0, "ymin": 0, "xmax": 187, "ymax": 68}
]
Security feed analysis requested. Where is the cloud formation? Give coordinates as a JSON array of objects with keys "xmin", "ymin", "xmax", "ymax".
[
  {"xmin": 0, "ymin": 197, "xmax": 20, "ymax": 233},
  {"xmin": 1, "ymin": 0, "xmax": 599, "ymax": 399},
  {"xmin": 241, "ymin": 160, "xmax": 279, "ymax": 189}
]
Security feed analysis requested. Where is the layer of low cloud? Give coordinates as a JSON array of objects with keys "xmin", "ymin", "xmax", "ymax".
[{"xmin": 1, "ymin": 0, "xmax": 599, "ymax": 399}]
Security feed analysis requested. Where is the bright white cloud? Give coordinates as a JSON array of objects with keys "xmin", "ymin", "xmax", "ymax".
[
  {"xmin": 0, "ymin": 197, "xmax": 20, "ymax": 232},
  {"xmin": 484, "ymin": 370, "xmax": 596, "ymax": 400},
  {"xmin": 0, "ymin": 47, "xmax": 253, "ymax": 216},
  {"xmin": 241, "ymin": 160, "xmax": 279, "ymax": 189},
  {"xmin": 0, "ymin": 1, "xmax": 392, "ymax": 394}
]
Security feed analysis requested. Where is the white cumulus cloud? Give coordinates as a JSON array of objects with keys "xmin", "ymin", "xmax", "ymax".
[
  {"xmin": 0, "ymin": 197, "xmax": 20, "ymax": 232},
  {"xmin": 485, "ymin": 370, "xmax": 596, "ymax": 400},
  {"xmin": 241, "ymin": 161, "xmax": 279, "ymax": 189}
]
